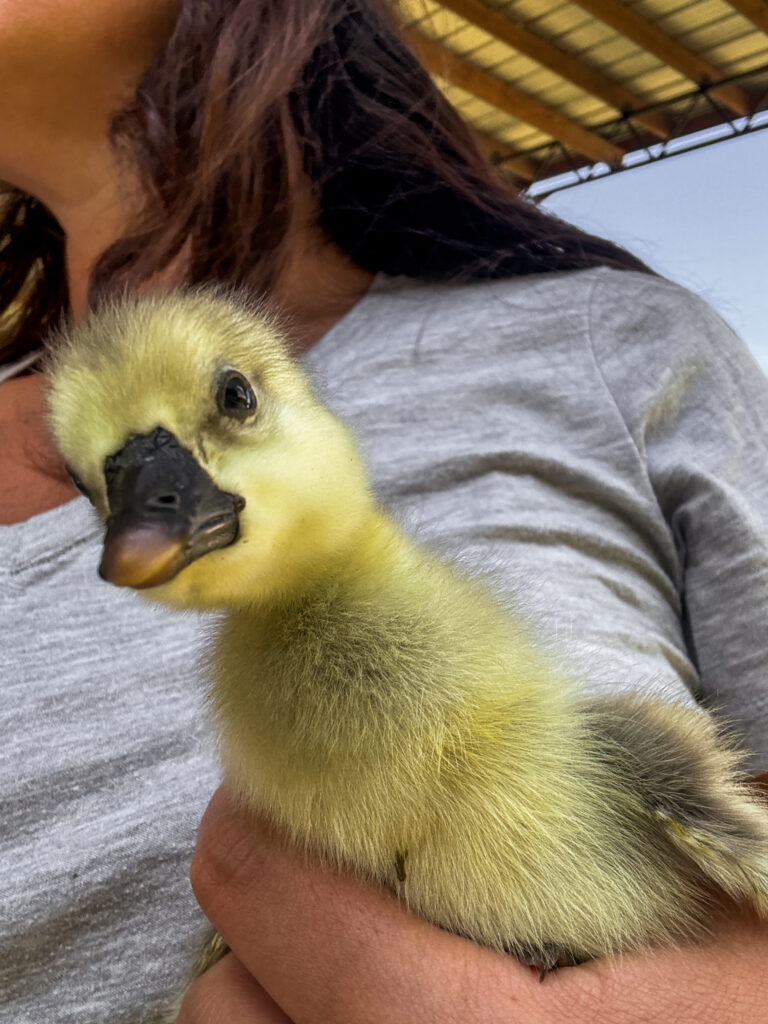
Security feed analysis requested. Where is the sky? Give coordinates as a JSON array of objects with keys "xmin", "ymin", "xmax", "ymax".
[{"xmin": 538, "ymin": 127, "xmax": 768, "ymax": 374}]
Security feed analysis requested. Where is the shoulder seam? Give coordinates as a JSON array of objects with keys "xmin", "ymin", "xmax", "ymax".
[{"xmin": 583, "ymin": 270, "xmax": 646, "ymax": 470}]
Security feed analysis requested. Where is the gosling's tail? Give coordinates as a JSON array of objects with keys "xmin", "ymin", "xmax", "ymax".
[{"xmin": 588, "ymin": 693, "xmax": 768, "ymax": 914}]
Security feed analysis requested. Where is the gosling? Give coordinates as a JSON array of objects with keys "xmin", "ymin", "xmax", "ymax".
[{"xmin": 46, "ymin": 288, "xmax": 768, "ymax": 974}]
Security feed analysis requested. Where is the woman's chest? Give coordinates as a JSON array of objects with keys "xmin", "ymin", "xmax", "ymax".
[{"xmin": 0, "ymin": 373, "xmax": 77, "ymax": 523}]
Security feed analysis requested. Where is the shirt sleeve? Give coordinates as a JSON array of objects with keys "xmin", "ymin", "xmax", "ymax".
[{"xmin": 588, "ymin": 268, "xmax": 768, "ymax": 774}]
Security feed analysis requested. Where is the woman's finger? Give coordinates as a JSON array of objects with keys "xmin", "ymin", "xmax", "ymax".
[{"xmin": 176, "ymin": 950, "xmax": 294, "ymax": 1024}]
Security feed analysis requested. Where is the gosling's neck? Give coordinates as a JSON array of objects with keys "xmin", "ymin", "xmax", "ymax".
[
  {"xmin": 320, "ymin": 510, "xmax": 417, "ymax": 597},
  {"xmin": 237, "ymin": 508, "xmax": 422, "ymax": 615}
]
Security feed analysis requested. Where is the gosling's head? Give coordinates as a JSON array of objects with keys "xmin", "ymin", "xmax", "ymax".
[{"xmin": 46, "ymin": 288, "xmax": 374, "ymax": 609}]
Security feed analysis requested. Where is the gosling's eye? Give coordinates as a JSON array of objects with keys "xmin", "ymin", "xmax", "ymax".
[
  {"xmin": 64, "ymin": 464, "xmax": 93, "ymax": 502},
  {"xmin": 216, "ymin": 371, "xmax": 258, "ymax": 419}
]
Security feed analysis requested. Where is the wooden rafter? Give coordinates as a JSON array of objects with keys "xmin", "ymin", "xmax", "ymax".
[
  {"xmin": 724, "ymin": 0, "xmax": 768, "ymax": 34},
  {"xmin": 568, "ymin": 0, "xmax": 751, "ymax": 116},
  {"xmin": 510, "ymin": 70, "xmax": 768, "ymax": 191},
  {"xmin": 405, "ymin": 29, "xmax": 626, "ymax": 165},
  {"xmin": 472, "ymin": 129, "xmax": 539, "ymax": 181},
  {"xmin": 434, "ymin": 0, "xmax": 670, "ymax": 139}
]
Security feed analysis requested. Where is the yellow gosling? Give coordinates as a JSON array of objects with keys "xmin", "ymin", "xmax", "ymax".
[{"xmin": 47, "ymin": 288, "xmax": 768, "ymax": 976}]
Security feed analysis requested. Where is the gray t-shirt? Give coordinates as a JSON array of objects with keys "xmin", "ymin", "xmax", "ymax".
[{"xmin": 2, "ymin": 267, "xmax": 767, "ymax": 1022}]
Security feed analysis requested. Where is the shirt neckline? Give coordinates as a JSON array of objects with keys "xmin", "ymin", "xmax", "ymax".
[
  {"xmin": 0, "ymin": 497, "xmax": 99, "ymax": 578},
  {"xmin": 0, "ymin": 348, "xmax": 43, "ymax": 383}
]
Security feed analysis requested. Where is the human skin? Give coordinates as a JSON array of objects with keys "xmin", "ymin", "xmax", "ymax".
[{"xmin": 2, "ymin": 1, "xmax": 767, "ymax": 1018}]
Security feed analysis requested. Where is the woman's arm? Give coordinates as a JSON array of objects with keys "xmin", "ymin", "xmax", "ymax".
[
  {"xmin": 588, "ymin": 270, "xmax": 768, "ymax": 776},
  {"xmin": 179, "ymin": 787, "xmax": 768, "ymax": 1024}
]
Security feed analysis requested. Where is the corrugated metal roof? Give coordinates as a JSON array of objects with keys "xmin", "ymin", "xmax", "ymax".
[{"xmin": 395, "ymin": 0, "xmax": 768, "ymax": 190}]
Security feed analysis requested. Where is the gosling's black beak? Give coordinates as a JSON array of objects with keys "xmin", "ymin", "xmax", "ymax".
[{"xmin": 99, "ymin": 426, "xmax": 245, "ymax": 589}]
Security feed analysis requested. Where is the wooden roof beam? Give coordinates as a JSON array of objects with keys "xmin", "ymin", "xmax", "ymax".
[
  {"xmin": 405, "ymin": 29, "xmax": 626, "ymax": 166},
  {"xmin": 468, "ymin": 130, "xmax": 540, "ymax": 182},
  {"xmin": 471, "ymin": 129, "xmax": 540, "ymax": 182},
  {"xmin": 434, "ymin": 0, "xmax": 670, "ymax": 139},
  {"xmin": 569, "ymin": 0, "xmax": 751, "ymax": 117},
  {"xmin": 724, "ymin": 0, "xmax": 768, "ymax": 34}
]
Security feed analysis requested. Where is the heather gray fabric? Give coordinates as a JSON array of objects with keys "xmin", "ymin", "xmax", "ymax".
[{"xmin": 2, "ymin": 267, "xmax": 767, "ymax": 1022}]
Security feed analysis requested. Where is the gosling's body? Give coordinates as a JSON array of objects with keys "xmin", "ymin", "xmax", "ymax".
[
  {"xmin": 47, "ymin": 289, "xmax": 768, "ymax": 969},
  {"xmin": 210, "ymin": 516, "xmax": 766, "ymax": 961}
]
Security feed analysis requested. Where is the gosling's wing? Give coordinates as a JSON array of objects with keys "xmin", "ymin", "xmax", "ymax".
[{"xmin": 587, "ymin": 693, "xmax": 768, "ymax": 913}]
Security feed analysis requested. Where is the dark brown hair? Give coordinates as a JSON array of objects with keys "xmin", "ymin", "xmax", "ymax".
[{"xmin": 0, "ymin": 0, "xmax": 649, "ymax": 366}]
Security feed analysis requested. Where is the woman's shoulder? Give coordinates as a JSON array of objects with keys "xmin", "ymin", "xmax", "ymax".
[
  {"xmin": 580, "ymin": 267, "xmax": 766, "ymax": 421},
  {"xmin": 313, "ymin": 267, "xmax": 608, "ymax": 375},
  {"xmin": 308, "ymin": 265, "xmax": 763, "ymax": 442},
  {"xmin": 329, "ymin": 266, "xmax": 735, "ymax": 359},
  {"xmin": 583, "ymin": 267, "xmax": 742, "ymax": 352}
]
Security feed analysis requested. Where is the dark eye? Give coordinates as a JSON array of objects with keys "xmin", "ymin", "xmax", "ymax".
[
  {"xmin": 216, "ymin": 371, "xmax": 258, "ymax": 419},
  {"xmin": 64, "ymin": 464, "xmax": 93, "ymax": 502}
]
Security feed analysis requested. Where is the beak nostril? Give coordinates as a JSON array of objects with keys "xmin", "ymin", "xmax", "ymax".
[{"xmin": 149, "ymin": 494, "xmax": 181, "ymax": 509}]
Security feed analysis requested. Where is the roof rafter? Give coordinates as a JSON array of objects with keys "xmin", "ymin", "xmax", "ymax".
[
  {"xmin": 472, "ymin": 129, "xmax": 540, "ymax": 181},
  {"xmin": 434, "ymin": 0, "xmax": 670, "ymax": 138},
  {"xmin": 568, "ymin": 0, "xmax": 752, "ymax": 116},
  {"xmin": 405, "ymin": 28, "xmax": 626, "ymax": 164},
  {"xmin": 724, "ymin": 0, "xmax": 768, "ymax": 34}
]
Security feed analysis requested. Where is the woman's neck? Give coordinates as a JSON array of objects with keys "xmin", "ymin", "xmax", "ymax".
[
  {"xmin": 62, "ymin": 192, "xmax": 375, "ymax": 346},
  {"xmin": 268, "ymin": 232, "xmax": 375, "ymax": 353}
]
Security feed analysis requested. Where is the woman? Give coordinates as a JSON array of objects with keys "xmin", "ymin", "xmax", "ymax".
[{"xmin": 2, "ymin": 2, "xmax": 767, "ymax": 1021}]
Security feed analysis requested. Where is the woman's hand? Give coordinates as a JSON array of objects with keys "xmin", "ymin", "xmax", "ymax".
[{"xmin": 179, "ymin": 786, "xmax": 768, "ymax": 1024}]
